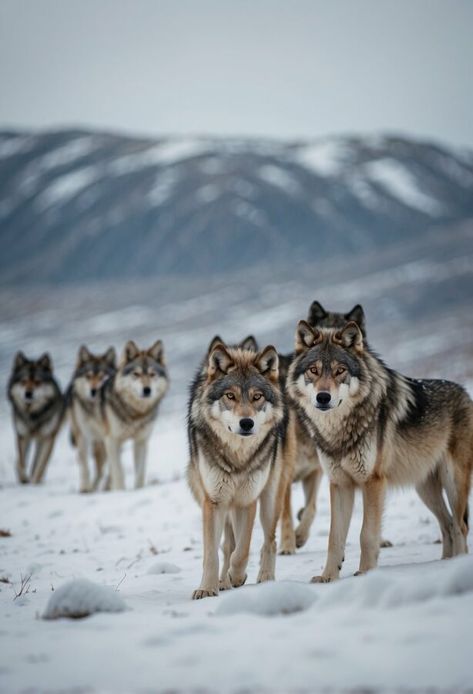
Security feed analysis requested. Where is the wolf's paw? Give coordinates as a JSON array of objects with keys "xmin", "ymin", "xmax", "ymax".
[
  {"xmin": 19, "ymin": 476, "xmax": 29, "ymax": 485},
  {"xmin": 354, "ymin": 570, "xmax": 366, "ymax": 577},
  {"xmin": 380, "ymin": 539, "xmax": 393, "ymax": 548},
  {"xmin": 219, "ymin": 575, "xmax": 232, "ymax": 591},
  {"xmin": 311, "ymin": 575, "xmax": 333, "ymax": 583},
  {"xmin": 229, "ymin": 571, "xmax": 247, "ymax": 588},
  {"xmin": 79, "ymin": 485, "xmax": 92, "ymax": 494},
  {"xmin": 279, "ymin": 542, "xmax": 296, "ymax": 556},
  {"xmin": 297, "ymin": 507, "xmax": 305, "ymax": 522},
  {"xmin": 256, "ymin": 570, "xmax": 275, "ymax": 583},
  {"xmin": 295, "ymin": 527, "xmax": 309, "ymax": 548},
  {"xmin": 192, "ymin": 587, "xmax": 218, "ymax": 600}
]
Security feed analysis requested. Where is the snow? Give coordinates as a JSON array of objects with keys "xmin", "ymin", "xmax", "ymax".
[
  {"xmin": 37, "ymin": 166, "xmax": 99, "ymax": 208},
  {"xmin": 297, "ymin": 139, "xmax": 350, "ymax": 176},
  {"xmin": 364, "ymin": 158, "xmax": 444, "ymax": 215},
  {"xmin": 258, "ymin": 165, "xmax": 300, "ymax": 194},
  {"xmin": 1, "ymin": 414, "xmax": 472, "ymax": 692},
  {"xmin": 43, "ymin": 578, "xmax": 127, "ymax": 619}
]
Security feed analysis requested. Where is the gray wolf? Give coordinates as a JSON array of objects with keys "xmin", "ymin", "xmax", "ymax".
[
  {"xmin": 278, "ymin": 301, "xmax": 367, "ymax": 554},
  {"xmin": 7, "ymin": 351, "xmax": 64, "ymax": 484},
  {"xmin": 187, "ymin": 338, "xmax": 296, "ymax": 599},
  {"xmin": 101, "ymin": 340, "xmax": 168, "ymax": 490},
  {"xmin": 68, "ymin": 345, "xmax": 116, "ymax": 492},
  {"xmin": 287, "ymin": 319, "xmax": 472, "ymax": 581}
]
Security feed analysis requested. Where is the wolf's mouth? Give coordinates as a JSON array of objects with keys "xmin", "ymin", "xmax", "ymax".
[
  {"xmin": 316, "ymin": 404, "xmax": 331, "ymax": 411},
  {"xmin": 239, "ymin": 431, "xmax": 253, "ymax": 437}
]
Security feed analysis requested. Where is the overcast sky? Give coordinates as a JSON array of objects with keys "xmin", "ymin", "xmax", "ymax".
[{"xmin": 1, "ymin": 0, "xmax": 472, "ymax": 148}]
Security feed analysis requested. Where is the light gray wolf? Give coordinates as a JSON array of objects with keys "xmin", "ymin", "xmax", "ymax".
[
  {"xmin": 67, "ymin": 345, "xmax": 116, "ymax": 492},
  {"xmin": 187, "ymin": 337, "xmax": 296, "ymax": 599},
  {"xmin": 7, "ymin": 351, "xmax": 64, "ymax": 484},
  {"xmin": 287, "ymin": 319, "xmax": 473, "ymax": 581},
  {"xmin": 278, "ymin": 301, "xmax": 367, "ymax": 554},
  {"xmin": 101, "ymin": 339, "xmax": 168, "ymax": 490}
]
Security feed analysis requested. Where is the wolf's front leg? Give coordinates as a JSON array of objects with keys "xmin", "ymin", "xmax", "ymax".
[
  {"xmin": 133, "ymin": 437, "xmax": 148, "ymax": 489},
  {"xmin": 295, "ymin": 466, "xmax": 323, "ymax": 548},
  {"xmin": 257, "ymin": 473, "xmax": 280, "ymax": 583},
  {"xmin": 227, "ymin": 501, "xmax": 257, "ymax": 587},
  {"xmin": 105, "ymin": 437, "xmax": 125, "ymax": 490},
  {"xmin": 357, "ymin": 476, "xmax": 386, "ymax": 574},
  {"xmin": 30, "ymin": 435, "xmax": 55, "ymax": 484},
  {"xmin": 279, "ymin": 483, "xmax": 296, "ymax": 555},
  {"xmin": 76, "ymin": 434, "xmax": 91, "ymax": 493},
  {"xmin": 193, "ymin": 497, "xmax": 226, "ymax": 599},
  {"xmin": 15, "ymin": 433, "xmax": 30, "ymax": 484},
  {"xmin": 312, "ymin": 481, "xmax": 354, "ymax": 583},
  {"xmin": 219, "ymin": 516, "xmax": 235, "ymax": 590}
]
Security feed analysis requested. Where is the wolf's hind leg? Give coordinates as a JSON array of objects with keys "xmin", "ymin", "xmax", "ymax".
[
  {"xmin": 219, "ymin": 516, "xmax": 235, "ymax": 590},
  {"xmin": 442, "ymin": 456, "xmax": 470, "ymax": 556},
  {"xmin": 16, "ymin": 434, "xmax": 30, "ymax": 484},
  {"xmin": 295, "ymin": 466, "xmax": 323, "ymax": 548},
  {"xmin": 279, "ymin": 483, "xmax": 296, "ymax": 555},
  {"xmin": 312, "ymin": 481, "xmax": 354, "ymax": 583},
  {"xmin": 30, "ymin": 436, "xmax": 55, "ymax": 484},
  {"xmin": 228, "ymin": 501, "xmax": 257, "ymax": 587},
  {"xmin": 416, "ymin": 469, "xmax": 455, "ymax": 558}
]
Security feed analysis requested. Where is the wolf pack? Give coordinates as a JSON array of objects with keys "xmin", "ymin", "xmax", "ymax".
[{"xmin": 7, "ymin": 300, "xmax": 473, "ymax": 599}]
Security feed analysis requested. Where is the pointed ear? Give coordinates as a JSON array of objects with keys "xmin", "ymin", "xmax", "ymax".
[
  {"xmin": 207, "ymin": 343, "xmax": 233, "ymax": 378},
  {"xmin": 334, "ymin": 321, "xmax": 363, "ymax": 351},
  {"xmin": 344, "ymin": 304, "xmax": 366, "ymax": 335},
  {"xmin": 238, "ymin": 335, "xmax": 258, "ymax": 352},
  {"xmin": 104, "ymin": 346, "xmax": 116, "ymax": 368},
  {"xmin": 77, "ymin": 345, "xmax": 91, "ymax": 365},
  {"xmin": 207, "ymin": 335, "xmax": 224, "ymax": 356},
  {"xmin": 307, "ymin": 300, "xmax": 327, "ymax": 326},
  {"xmin": 14, "ymin": 351, "xmax": 27, "ymax": 370},
  {"xmin": 148, "ymin": 339, "xmax": 164, "ymax": 364},
  {"xmin": 295, "ymin": 320, "xmax": 322, "ymax": 353},
  {"xmin": 38, "ymin": 352, "xmax": 52, "ymax": 370},
  {"xmin": 255, "ymin": 345, "xmax": 279, "ymax": 382},
  {"xmin": 123, "ymin": 340, "xmax": 140, "ymax": 362}
]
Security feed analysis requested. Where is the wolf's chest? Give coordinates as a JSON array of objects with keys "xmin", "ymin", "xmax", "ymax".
[
  {"xmin": 198, "ymin": 454, "xmax": 270, "ymax": 506},
  {"xmin": 317, "ymin": 435, "xmax": 377, "ymax": 484}
]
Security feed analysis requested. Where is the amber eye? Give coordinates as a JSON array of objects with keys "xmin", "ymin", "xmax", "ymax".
[
  {"xmin": 253, "ymin": 393, "xmax": 263, "ymax": 402},
  {"xmin": 225, "ymin": 392, "xmax": 235, "ymax": 400},
  {"xmin": 148, "ymin": 370, "xmax": 156, "ymax": 378},
  {"xmin": 335, "ymin": 366, "xmax": 346, "ymax": 376},
  {"xmin": 133, "ymin": 371, "xmax": 141, "ymax": 378},
  {"xmin": 309, "ymin": 366, "xmax": 318, "ymax": 375}
]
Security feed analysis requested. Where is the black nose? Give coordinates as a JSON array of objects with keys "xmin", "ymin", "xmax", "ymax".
[
  {"xmin": 316, "ymin": 391, "xmax": 331, "ymax": 406},
  {"xmin": 25, "ymin": 390, "xmax": 33, "ymax": 400},
  {"xmin": 90, "ymin": 388, "xmax": 97, "ymax": 397},
  {"xmin": 143, "ymin": 386, "xmax": 151, "ymax": 397},
  {"xmin": 240, "ymin": 418, "xmax": 254, "ymax": 432}
]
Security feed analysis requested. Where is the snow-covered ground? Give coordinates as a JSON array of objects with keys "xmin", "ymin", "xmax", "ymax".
[{"xmin": 1, "ymin": 410, "xmax": 472, "ymax": 693}]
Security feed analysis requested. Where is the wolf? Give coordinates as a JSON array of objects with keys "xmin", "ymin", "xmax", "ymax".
[
  {"xmin": 68, "ymin": 345, "xmax": 116, "ymax": 492},
  {"xmin": 278, "ymin": 301, "xmax": 367, "ymax": 554},
  {"xmin": 187, "ymin": 338, "xmax": 296, "ymax": 599},
  {"xmin": 287, "ymin": 319, "xmax": 473, "ymax": 581},
  {"xmin": 7, "ymin": 351, "xmax": 64, "ymax": 484},
  {"xmin": 101, "ymin": 339, "xmax": 168, "ymax": 490}
]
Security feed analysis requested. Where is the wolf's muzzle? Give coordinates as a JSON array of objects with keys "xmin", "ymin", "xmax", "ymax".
[
  {"xmin": 239, "ymin": 417, "xmax": 254, "ymax": 436},
  {"xmin": 316, "ymin": 391, "xmax": 331, "ymax": 410},
  {"xmin": 143, "ymin": 386, "xmax": 152, "ymax": 398}
]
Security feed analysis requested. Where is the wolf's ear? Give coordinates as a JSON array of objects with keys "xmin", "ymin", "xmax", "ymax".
[
  {"xmin": 148, "ymin": 339, "xmax": 164, "ymax": 364},
  {"xmin": 344, "ymin": 304, "xmax": 366, "ymax": 335},
  {"xmin": 104, "ymin": 346, "xmax": 116, "ymax": 368},
  {"xmin": 207, "ymin": 344, "xmax": 233, "ymax": 378},
  {"xmin": 14, "ymin": 351, "xmax": 27, "ymax": 370},
  {"xmin": 334, "ymin": 321, "xmax": 363, "ymax": 351},
  {"xmin": 295, "ymin": 320, "xmax": 322, "ymax": 353},
  {"xmin": 123, "ymin": 340, "xmax": 140, "ymax": 362},
  {"xmin": 38, "ymin": 352, "xmax": 52, "ymax": 370},
  {"xmin": 207, "ymin": 335, "xmax": 224, "ymax": 355},
  {"xmin": 255, "ymin": 345, "xmax": 279, "ymax": 382},
  {"xmin": 307, "ymin": 300, "xmax": 327, "ymax": 326},
  {"xmin": 77, "ymin": 345, "xmax": 91, "ymax": 365},
  {"xmin": 239, "ymin": 335, "xmax": 258, "ymax": 352}
]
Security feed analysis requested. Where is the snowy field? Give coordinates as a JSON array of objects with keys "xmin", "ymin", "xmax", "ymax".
[{"xmin": 1, "ymin": 411, "xmax": 473, "ymax": 693}]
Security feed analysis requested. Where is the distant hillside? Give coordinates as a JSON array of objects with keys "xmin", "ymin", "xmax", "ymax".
[{"xmin": 0, "ymin": 129, "xmax": 472, "ymax": 283}]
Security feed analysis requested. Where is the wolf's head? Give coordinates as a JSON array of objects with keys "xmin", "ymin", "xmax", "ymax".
[
  {"xmin": 115, "ymin": 339, "xmax": 168, "ymax": 405},
  {"xmin": 288, "ymin": 321, "xmax": 366, "ymax": 413},
  {"xmin": 199, "ymin": 340, "xmax": 283, "ymax": 439},
  {"xmin": 8, "ymin": 351, "xmax": 58, "ymax": 410},
  {"xmin": 73, "ymin": 345, "xmax": 116, "ymax": 401},
  {"xmin": 307, "ymin": 301, "xmax": 366, "ymax": 337}
]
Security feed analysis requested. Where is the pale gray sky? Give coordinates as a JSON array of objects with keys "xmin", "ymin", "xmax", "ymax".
[{"xmin": 1, "ymin": 0, "xmax": 472, "ymax": 147}]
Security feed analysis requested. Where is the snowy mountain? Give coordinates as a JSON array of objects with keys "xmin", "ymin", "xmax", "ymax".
[{"xmin": 1, "ymin": 129, "xmax": 473, "ymax": 283}]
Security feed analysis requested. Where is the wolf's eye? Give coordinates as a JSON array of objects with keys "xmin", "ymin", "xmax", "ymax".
[
  {"xmin": 309, "ymin": 366, "xmax": 318, "ymax": 375},
  {"xmin": 335, "ymin": 367, "xmax": 346, "ymax": 376},
  {"xmin": 225, "ymin": 392, "xmax": 235, "ymax": 400},
  {"xmin": 253, "ymin": 393, "xmax": 263, "ymax": 402},
  {"xmin": 133, "ymin": 371, "xmax": 141, "ymax": 378},
  {"xmin": 148, "ymin": 370, "xmax": 156, "ymax": 378}
]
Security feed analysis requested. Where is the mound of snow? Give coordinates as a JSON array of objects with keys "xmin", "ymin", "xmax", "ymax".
[
  {"xmin": 147, "ymin": 561, "xmax": 181, "ymax": 575},
  {"xmin": 216, "ymin": 581, "xmax": 317, "ymax": 617},
  {"xmin": 43, "ymin": 579, "xmax": 127, "ymax": 620}
]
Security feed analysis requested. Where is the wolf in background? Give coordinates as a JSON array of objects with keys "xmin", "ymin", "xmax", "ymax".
[
  {"xmin": 68, "ymin": 345, "xmax": 116, "ymax": 492},
  {"xmin": 7, "ymin": 352, "xmax": 64, "ymax": 484},
  {"xmin": 187, "ymin": 338, "xmax": 296, "ymax": 598},
  {"xmin": 287, "ymin": 319, "xmax": 473, "ymax": 581}
]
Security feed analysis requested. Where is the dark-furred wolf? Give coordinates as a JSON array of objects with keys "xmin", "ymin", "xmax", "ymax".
[
  {"xmin": 187, "ymin": 337, "xmax": 296, "ymax": 599},
  {"xmin": 7, "ymin": 352, "xmax": 64, "ymax": 484},
  {"xmin": 287, "ymin": 319, "xmax": 473, "ymax": 581}
]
